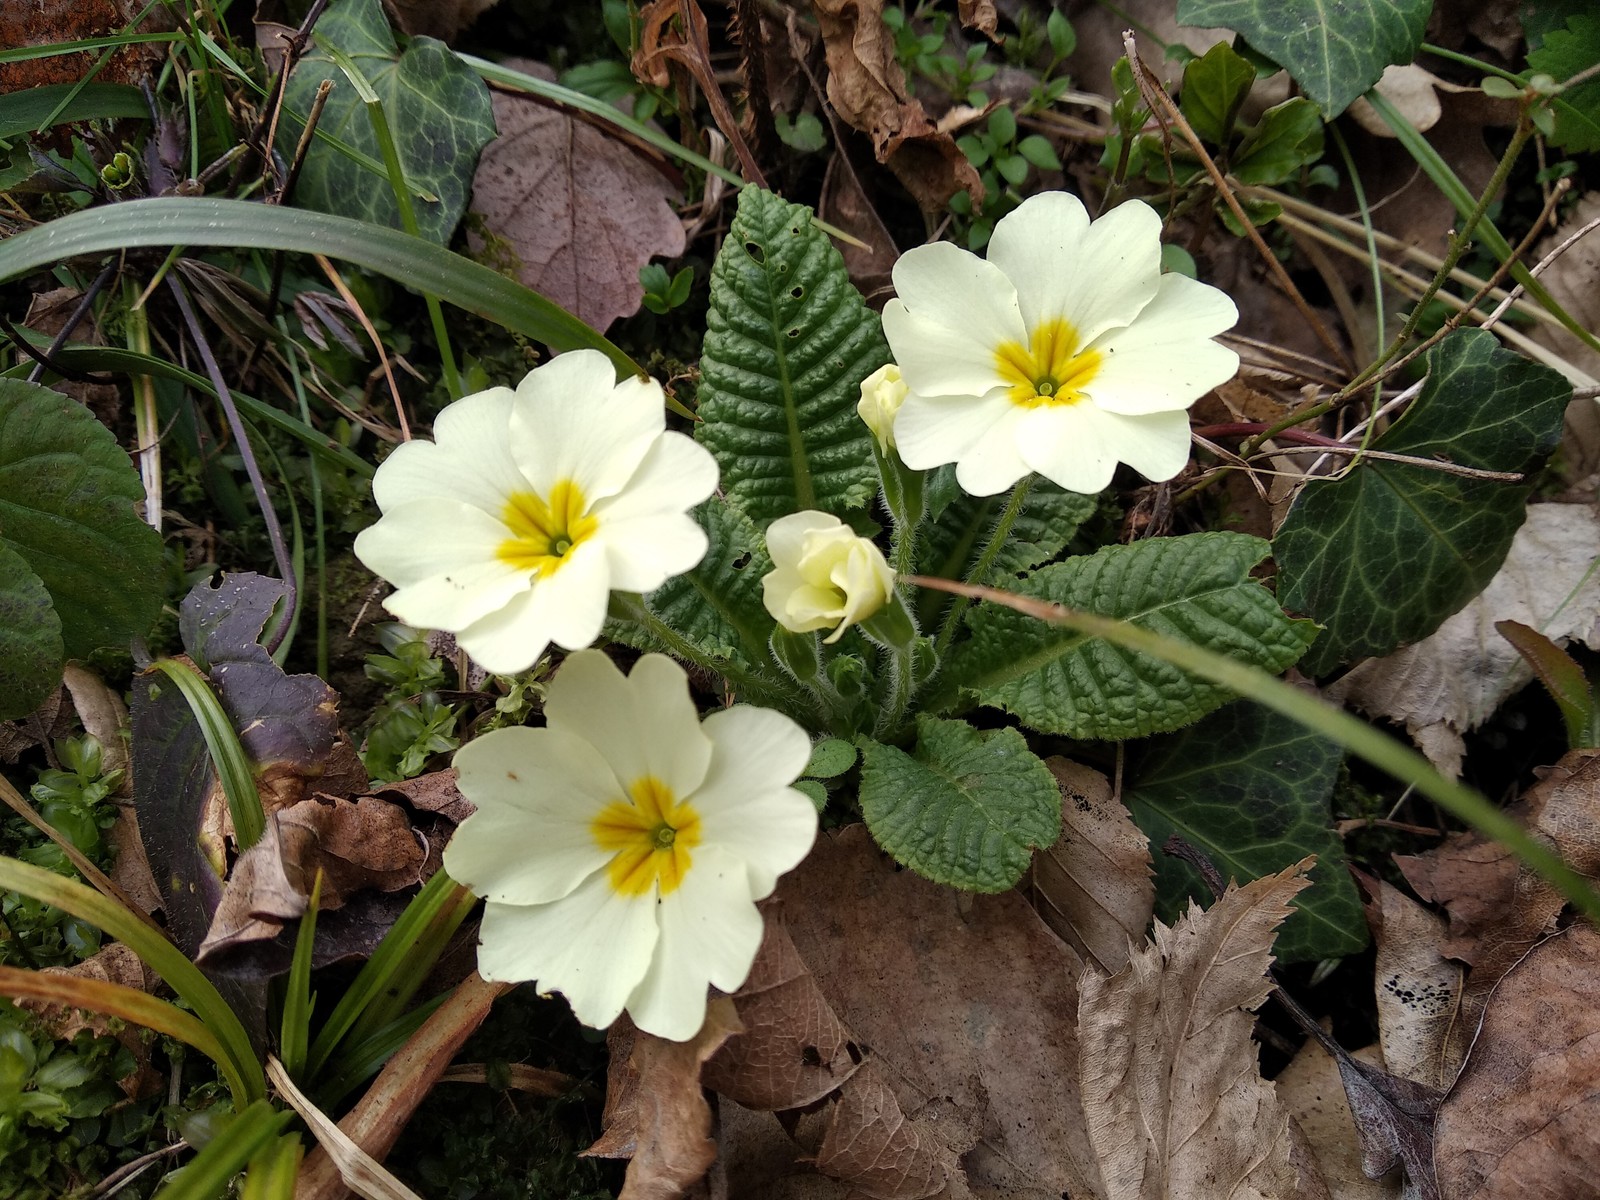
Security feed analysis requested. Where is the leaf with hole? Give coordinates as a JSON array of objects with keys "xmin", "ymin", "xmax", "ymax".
[{"xmin": 1274, "ymin": 329, "xmax": 1570, "ymax": 675}]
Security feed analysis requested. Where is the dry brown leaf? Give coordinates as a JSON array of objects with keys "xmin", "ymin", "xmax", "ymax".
[
  {"xmin": 1030, "ymin": 757, "xmax": 1154, "ymax": 975},
  {"xmin": 381, "ymin": 0, "xmax": 503, "ymax": 41},
  {"xmin": 1396, "ymin": 748, "xmax": 1600, "ymax": 1028},
  {"xmin": 955, "ymin": 0, "xmax": 997, "ymax": 39},
  {"xmin": 60, "ymin": 665, "xmax": 130, "ymax": 788},
  {"xmin": 820, "ymin": 155, "xmax": 898, "ymax": 303},
  {"xmin": 1077, "ymin": 859, "xmax": 1321, "ymax": 1200},
  {"xmin": 810, "ymin": 0, "xmax": 983, "ymax": 211},
  {"xmin": 1527, "ymin": 193, "xmax": 1600, "ymax": 470},
  {"xmin": 1364, "ymin": 879, "xmax": 1465, "ymax": 1091},
  {"xmin": 1277, "ymin": 1039, "xmax": 1401, "ymax": 1200},
  {"xmin": 1347, "ymin": 65, "xmax": 1449, "ymax": 137},
  {"xmin": 1433, "ymin": 925, "xmax": 1600, "ymax": 1199},
  {"xmin": 586, "ymin": 999, "xmax": 744, "ymax": 1200},
  {"xmin": 1328, "ymin": 503, "xmax": 1600, "ymax": 777},
  {"xmin": 375, "ymin": 768, "xmax": 474, "ymax": 825},
  {"xmin": 106, "ymin": 806, "xmax": 163, "ymax": 918},
  {"xmin": 468, "ymin": 60, "xmax": 687, "ymax": 333}
]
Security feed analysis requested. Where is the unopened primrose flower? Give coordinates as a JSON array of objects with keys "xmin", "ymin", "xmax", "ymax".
[{"xmin": 762, "ymin": 511, "xmax": 895, "ymax": 644}]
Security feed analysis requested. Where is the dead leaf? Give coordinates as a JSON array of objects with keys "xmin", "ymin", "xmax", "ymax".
[
  {"xmin": 0, "ymin": 686, "xmax": 75, "ymax": 764},
  {"xmin": 375, "ymin": 768, "xmax": 474, "ymax": 825},
  {"xmin": 586, "ymin": 1000, "xmax": 743, "ymax": 1200},
  {"xmin": 810, "ymin": 0, "xmax": 984, "ymax": 211},
  {"xmin": 381, "ymin": 0, "xmax": 503, "ymax": 41},
  {"xmin": 24, "ymin": 288, "xmax": 120, "ymax": 424},
  {"xmin": 1528, "ymin": 193, "xmax": 1600, "ymax": 470},
  {"xmin": 1076, "ymin": 860, "xmax": 1320, "ymax": 1200},
  {"xmin": 955, "ymin": 0, "xmax": 996, "ymax": 40},
  {"xmin": 1277, "ymin": 1039, "xmax": 1401, "ymax": 1200},
  {"xmin": 1396, "ymin": 748, "xmax": 1600, "ymax": 1031},
  {"xmin": 1433, "ymin": 925, "xmax": 1600, "ymax": 1199},
  {"xmin": 1364, "ymin": 879, "xmax": 1465, "ymax": 1091},
  {"xmin": 60, "ymin": 665, "xmax": 131, "ymax": 790},
  {"xmin": 1030, "ymin": 757, "xmax": 1154, "ymax": 975},
  {"xmin": 1328, "ymin": 503, "xmax": 1600, "ymax": 777},
  {"xmin": 17, "ymin": 943, "xmax": 164, "ymax": 1100},
  {"xmin": 820, "ymin": 155, "xmax": 898, "ymax": 303},
  {"xmin": 468, "ymin": 60, "xmax": 687, "ymax": 332},
  {"xmin": 107, "ymin": 806, "xmax": 163, "ymax": 918},
  {"xmin": 1347, "ymin": 65, "xmax": 1451, "ymax": 137}
]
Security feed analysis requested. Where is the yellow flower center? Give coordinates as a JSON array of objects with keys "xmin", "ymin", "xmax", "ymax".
[
  {"xmin": 995, "ymin": 317, "xmax": 1102, "ymax": 408},
  {"xmin": 590, "ymin": 776, "xmax": 703, "ymax": 897},
  {"xmin": 497, "ymin": 479, "xmax": 599, "ymax": 576}
]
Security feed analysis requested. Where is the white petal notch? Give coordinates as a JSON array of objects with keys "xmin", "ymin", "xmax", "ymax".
[
  {"xmin": 881, "ymin": 192, "xmax": 1240, "ymax": 497},
  {"xmin": 354, "ymin": 350, "xmax": 719, "ymax": 674},
  {"xmin": 444, "ymin": 650, "xmax": 818, "ymax": 1041}
]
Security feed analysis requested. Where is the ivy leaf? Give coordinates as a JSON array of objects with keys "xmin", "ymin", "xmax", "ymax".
[
  {"xmin": 0, "ymin": 544, "xmax": 62, "ymax": 720},
  {"xmin": 1231, "ymin": 98, "xmax": 1324, "ymax": 185},
  {"xmin": 858, "ymin": 716, "xmax": 1060, "ymax": 892},
  {"xmin": 1180, "ymin": 41, "xmax": 1256, "ymax": 145},
  {"xmin": 276, "ymin": 0, "xmax": 497, "ymax": 243},
  {"xmin": 1274, "ymin": 329, "xmax": 1570, "ymax": 675},
  {"xmin": 696, "ymin": 187, "xmax": 885, "ymax": 523},
  {"xmin": 1527, "ymin": 14, "xmax": 1600, "ymax": 152},
  {"xmin": 1125, "ymin": 701, "xmax": 1367, "ymax": 963},
  {"xmin": 1176, "ymin": 0, "xmax": 1431, "ymax": 116},
  {"xmin": 0, "ymin": 378, "xmax": 162, "ymax": 709},
  {"xmin": 606, "ymin": 498, "xmax": 773, "ymax": 666},
  {"xmin": 948, "ymin": 532, "xmax": 1317, "ymax": 740}
]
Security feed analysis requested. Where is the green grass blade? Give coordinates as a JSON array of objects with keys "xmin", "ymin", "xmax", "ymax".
[
  {"xmin": 0, "ymin": 855, "xmax": 265, "ymax": 1104},
  {"xmin": 154, "ymin": 1101, "xmax": 293, "ymax": 1200},
  {"xmin": 151, "ymin": 658, "xmax": 267, "ymax": 852},
  {"xmin": 313, "ymin": 994, "xmax": 447, "ymax": 1108},
  {"xmin": 240, "ymin": 1135, "xmax": 304, "ymax": 1200},
  {"xmin": 0, "ymin": 82, "xmax": 147, "ymax": 138},
  {"xmin": 278, "ymin": 872, "xmax": 323, "ymax": 1080},
  {"xmin": 0, "ymin": 198, "xmax": 640, "ymax": 377}
]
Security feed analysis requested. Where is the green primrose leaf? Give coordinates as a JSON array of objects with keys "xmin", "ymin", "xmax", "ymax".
[
  {"xmin": 1180, "ymin": 41, "xmax": 1257, "ymax": 145},
  {"xmin": 1047, "ymin": 9, "xmax": 1077, "ymax": 59},
  {"xmin": 947, "ymin": 532, "xmax": 1317, "ymax": 740},
  {"xmin": 805, "ymin": 737, "xmax": 857, "ymax": 779},
  {"xmin": 277, "ymin": 0, "xmax": 497, "ymax": 242},
  {"xmin": 696, "ymin": 188, "xmax": 885, "ymax": 523},
  {"xmin": 0, "ymin": 544, "xmax": 62, "ymax": 720},
  {"xmin": 1016, "ymin": 134, "xmax": 1063, "ymax": 171},
  {"xmin": 1527, "ymin": 13, "xmax": 1600, "ymax": 152},
  {"xmin": 1176, "ymin": 0, "xmax": 1430, "ymax": 116},
  {"xmin": 1230, "ymin": 97, "xmax": 1325, "ymax": 185},
  {"xmin": 0, "ymin": 379, "xmax": 161, "ymax": 717},
  {"xmin": 1275, "ymin": 329, "xmax": 1571, "ymax": 675},
  {"xmin": 858, "ymin": 716, "xmax": 1060, "ymax": 892},
  {"xmin": 1125, "ymin": 701, "xmax": 1367, "ymax": 963}
]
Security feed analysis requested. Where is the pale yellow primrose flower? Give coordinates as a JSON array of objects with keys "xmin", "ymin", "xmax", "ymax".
[
  {"xmin": 353, "ymin": 350, "xmax": 717, "ymax": 674},
  {"xmin": 857, "ymin": 362, "xmax": 909, "ymax": 452},
  {"xmin": 881, "ymin": 192, "xmax": 1240, "ymax": 496},
  {"xmin": 443, "ymin": 650, "xmax": 817, "ymax": 1041},
  {"xmin": 761, "ymin": 511, "xmax": 895, "ymax": 643}
]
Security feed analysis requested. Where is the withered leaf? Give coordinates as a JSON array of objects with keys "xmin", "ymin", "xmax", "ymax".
[
  {"xmin": 1076, "ymin": 860, "xmax": 1319, "ymax": 1200},
  {"xmin": 1277, "ymin": 1040, "xmax": 1401, "ymax": 1200},
  {"xmin": 1030, "ymin": 756, "xmax": 1154, "ymax": 975},
  {"xmin": 955, "ymin": 0, "xmax": 997, "ymax": 39},
  {"xmin": 1364, "ymin": 877, "xmax": 1464, "ymax": 1091},
  {"xmin": 1433, "ymin": 925, "xmax": 1600, "ymax": 1199},
  {"xmin": 376, "ymin": 768, "xmax": 474, "ymax": 825},
  {"xmin": 586, "ymin": 999, "xmax": 743, "ymax": 1200},
  {"xmin": 469, "ymin": 59, "xmax": 687, "ymax": 332},
  {"xmin": 811, "ymin": 0, "xmax": 984, "ymax": 211}
]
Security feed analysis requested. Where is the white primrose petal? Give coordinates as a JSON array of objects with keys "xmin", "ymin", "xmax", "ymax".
[
  {"xmin": 598, "ymin": 513, "xmax": 710, "ymax": 594},
  {"xmin": 693, "ymin": 707, "xmax": 816, "ymax": 897},
  {"xmin": 1015, "ymin": 404, "xmax": 1124, "ymax": 495},
  {"xmin": 881, "ymin": 297, "xmax": 1020, "ymax": 402},
  {"xmin": 454, "ymin": 584, "xmax": 556, "ymax": 674},
  {"xmin": 765, "ymin": 511, "xmax": 841, "ymax": 566},
  {"xmin": 989, "ymin": 195, "xmax": 1162, "ymax": 346},
  {"xmin": 622, "ymin": 845, "xmax": 766, "ymax": 1040},
  {"xmin": 953, "ymin": 404, "xmax": 1034, "ymax": 497},
  {"xmin": 534, "ymin": 539, "xmax": 613, "ymax": 650},
  {"xmin": 445, "ymin": 726, "xmax": 621, "ymax": 906},
  {"xmin": 371, "ymin": 388, "xmax": 527, "ymax": 515},
  {"xmin": 590, "ymin": 433, "xmax": 718, "ymax": 525},
  {"xmin": 511, "ymin": 351, "xmax": 664, "ymax": 502},
  {"xmin": 1082, "ymin": 274, "xmax": 1242, "ymax": 415},
  {"xmin": 545, "ymin": 651, "xmax": 714, "ymax": 798},
  {"xmin": 474, "ymin": 877, "xmax": 659, "ymax": 1029},
  {"xmin": 893, "ymin": 389, "xmax": 1017, "ymax": 476},
  {"xmin": 353, "ymin": 498, "xmax": 513, "ymax": 587},
  {"xmin": 1093, "ymin": 407, "xmax": 1196, "ymax": 483}
]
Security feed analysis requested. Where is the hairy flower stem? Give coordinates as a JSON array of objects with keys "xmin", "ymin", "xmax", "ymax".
[{"xmin": 934, "ymin": 476, "xmax": 1034, "ymax": 658}]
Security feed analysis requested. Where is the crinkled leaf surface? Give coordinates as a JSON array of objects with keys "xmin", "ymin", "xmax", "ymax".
[
  {"xmin": 949, "ymin": 532, "xmax": 1317, "ymax": 740},
  {"xmin": 0, "ymin": 543, "xmax": 62, "ymax": 719},
  {"xmin": 696, "ymin": 187, "xmax": 885, "ymax": 522},
  {"xmin": 857, "ymin": 715, "xmax": 1060, "ymax": 892},
  {"xmin": 1176, "ymin": 0, "xmax": 1431, "ymax": 116},
  {"xmin": 276, "ymin": 0, "xmax": 496, "ymax": 243},
  {"xmin": 919, "ymin": 470, "xmax": 1097, "ymax": 582},
  {"xmin": 1528, "ymin": 14, "xmax": 1600, "ymax": 153},
  {"xmin": 0, "ymin": 378, "xmax": 161, "ymax": 681},
  {"xmin": 1275, "ymin": 329, "xmax": 1571, "ymax": 675},
  {"xmin": 1125, "ymin": 701, "xmax": 1367, "ymax": 963}
]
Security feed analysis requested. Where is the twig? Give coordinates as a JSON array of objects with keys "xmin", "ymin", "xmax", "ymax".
[
  {"xmin": 26, "ymin": 261, "xmax": 118, "ymax": 384},
  {"xmin": 168, "ymin": 277, "xmax": 299, "ymax": 653},
  {"xmin": 0, "ymin": 313, "xmax": 115, "ymax": 383},
  {"xmin": 88, "ymin": 1140, "xmax": 188, "ymax": 1198},
  {"xmin": 316, "ymin": 253, "xmax": 410, "ymax": 441},
  {"xmin": 231, "ymin": 0, "xmax": 332, "ymax": 193},
  {"xmin": 1194, "ymin": 422, "xmax": 1525, "ymax": 481},
  {"xmin": 1482, "ymin": 212, "xmax": 1600, "ymax": 331}
]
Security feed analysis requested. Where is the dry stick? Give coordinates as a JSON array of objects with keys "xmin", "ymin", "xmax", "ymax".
[
  {"xmin": 1120, "ymin": 31, "xmax": 1351, "ymax": 372},
  {"xmin": 229, "ymin": 0, "xmax": 333, "ymax": 194},
  {"xmin": 1193, "ymin": 422, "xmax": 1525, "ymax": 481},
  {"xmin": 732, "ymin": 0, "xmax": 777, "ymax": 162},
  {"xmin": 671, "ymin": 0, "xmax": 768, "ymax": 187},
  {"xmin": 315, "ymin": 253, "xmax": 410, "ymax": 441},
  {"xmin": 25, "ymin": 261, "xmax": 118, "ymax": 385},
  {"xmin": 168, "ymin": 277, "xmax": 299, "ymax": 654},
  {"xmin": 1481, "ymin": 212, "xmax": 1600, "ymax": 331}
]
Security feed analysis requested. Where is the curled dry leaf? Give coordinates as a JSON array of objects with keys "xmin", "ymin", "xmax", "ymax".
[
  {"xmin": 811, "ymin": 0, "xmax": 984, "ymax": 211},
  {"xmin": 955, "ymin": 0, "xmax": 997, "ymax": 40},
  {"xmin": 586, "ymin": 999, "xmax": 744, "ymax": 1200},
  {"xmin": 1433, "ymin": 925, "xmax": 1600, "ymax": 1199},
  {"xmin": 375, "ymin": 768, "xmax": 474, "ymax": 825},
  {"xmin": 1030, "ymin": 756, "xmax": 1154, "ymax": 975},
  {"xmin": 468, "ymin": 59, "xmax": 687, "ymax": 332},
  {"xmin": 1364, "ymin": 878, "xmax": 1465, "ymax": 1092},
  {"xmin": 1396, "ymin": 747, "xmax": 1600, "ymax": 1029},
  {"xmin": 1277, "ymin": 1039, "xmax": 1401, "ymax": 1200},
  {"xmin": 1076, "ymin": 859, "xmax": 1321, "ymax": 1200},
  {"xmin": 18, "ymin": 943, "xmax": 164, "ymax": 1101},
  {"xmin": 1347, "ymin": 64, "xmax": 1450, "ymax": 137},
  {"xmin": 1328, "ymin": 504, "xmax": 1600, "ymax": 777}
]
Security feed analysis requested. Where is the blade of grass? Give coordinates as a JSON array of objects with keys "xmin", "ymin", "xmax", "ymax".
[
  {"xmin": 279, "ymin": 872, "xmax": 323, "ymax": 1080},
  {"xmin": 313, "ymin": 996, "xmax": 447, "ymax": 1109},
  {"xmin": 0, "ymin": 855, "xmax": 265, "ymax": 1104},
  {"xmin": 150, "ymin": 658, "xmax": 267, "ymax": 852},
  {"xmin": 0, "ymin": 83, "xmax": 147, "ymax": 138},
  {"xmin": 154, "ymin": 1100, "xmax": 294, "ymax": 1200},
  {"xmin": 241, "ymin": 1134, "xmax": 305, "ymax": 1200}
]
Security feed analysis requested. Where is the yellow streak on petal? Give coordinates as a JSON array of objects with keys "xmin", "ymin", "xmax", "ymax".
[
  {"xmin": 993, "ymin": 316, "xmax": 1102, "ymax": 408},
  {"xmin": 591, "ymin": 775, "xmax": 703, "ymax": 897},
  {"xmin": 496, "ymin": 479, "xmax": 599, "ymax": 576}
]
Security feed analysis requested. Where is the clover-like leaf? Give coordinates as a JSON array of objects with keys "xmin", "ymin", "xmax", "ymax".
[
  {"xmin": 0, "ymin": 378, "xmax": 162, "ymax": 717},
  {"xmin": 948, "ymin": 532, "xmax": 1317, "ymax": 740},
  {"xmin": 0, "ymin": 544, "xmax": 62, "ymax": 720},
  {"xmin": 276, "ymin": 0, "xmax": 496, "ymax": 243},
  {"xmin": 1125, "ymin": 701, "xmax": 1367, "ymax": 963},
  {"xmin": 1176, "ymin": 0, "xmax": 1431, "ymax": 116},
  {"xmin": 696, "ymin": 187, "xmax": 885, "ymax": 523},
  {"xmin": 1275, "ymin": 329, "xmax": 1570, "ymax": 675},
  {"xmin": 858, "ymin": 716, "xmax": 1060, "ymax": 892},
  {"xmin": 1527, "ymin": 13, "xmax": 1600, "ymax": 153}
]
